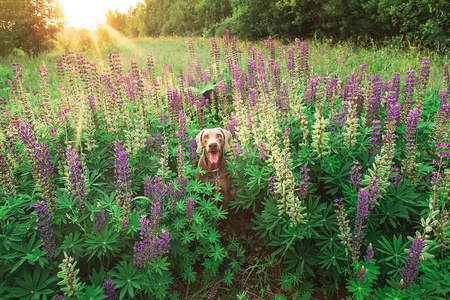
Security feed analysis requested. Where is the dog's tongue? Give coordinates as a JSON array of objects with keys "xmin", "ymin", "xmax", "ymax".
[{"xmin": 208, "ymin": 152, "xmax": 219, "ymax": 164}]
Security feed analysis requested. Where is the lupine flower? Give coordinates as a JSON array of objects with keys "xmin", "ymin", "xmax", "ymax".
[
  {"xmin": 57, "ymin": 252, "xmax": 81, "ymax": 297},
  {"xmin": 435, "ymin": 210, "xmax": 449, "ymax": 252},
  {"xmin": 53, "ymin": 295, "xmax": 66, "ymax": 300},
  {"xmin": 334, "ymin": 198, "xmax": 352, "ymax": 255},
  {"xmin": 364, "ymin": 243, "xmax": 374, "ymax": 263},
  {"xmin": 227, "ymin": 113, "xmax": 239, "ymax": 137},
  {"xmin": 176, "ymin": 145, "xmax": 185, "ymax": 179},
  {"xmin": 146, "ymin": 134, "xmax": 154, "ymax": 148},
  {"xmin": 65, "ymin": 147, "xmax": 87, "ymax": 213},
  {"xmin": 388, "ymin": 166, "xmax": 402, "ymax": 188},
  {"xmin": 297, "ymin": 167, "xmax": 310, "ymax": 200},
  {"xmin": 268, "ymin": 175, "xmax": 278, "ymax": 195},
  {"xmin": 94, "ymin": 212, "xmax": 107, "ymax": 233},
  {"xmin": 257, "ymin": 139, "xmax": 269, "ymax": 160},
  {"xmin": 113, "ymin": 140, "xmax": 132, "ymax": 228},
  {"xmin": 357, "ymin": 266, "xmax": 366, "ymax": 282},
  {"xmin": 103, "ymin": 278, "xmax": 116, "ymax": 300},
  {"xmin": 405, "ymin": 108, "xmax": 420, "ymax": 154},
  {"xmin": 0, "ymin": 151, "xmax": 16, "ymax": 197},
  {"xmin": 143, "ymin": 175, "xmax": 166, "ymax": 226},
  {"xmin": 33, "ymin": 200, "xmax": 56, "ymax": 258},
  {"xmin": 195, "ymin": 99, "xmax": 205, "ymax": 128},
  {"xmin": 186, "ymin": 197, "xmax": 194, "ymax": 222},
  {"xmin": 352, "ymin": 189, "xmax": 370, "ymax": 262},
  {"xmin": 188, "ymin": 138, "xmax": 197, "ymax": 167},
  {"xmin": 154, "ymin": 133, "xmax": 163, "ymax": 157},
  {"xmin": 400, "ymin": 70, "xmax": 416, "ymax": 123},
  {"xmin": 206, "ymin": 282, "xmax": 220, "ymax": 300},
  {"xmin": 350, "ymin": 161, "xmax": 363, "ymax": 189},
  {"xmin": 398, "ymin": 234, "xmax": 425, "ymax": 289},
  {"xmin": 418, "ymin": 57, "xmax": 431, "ymax": 90},
  {"xmin": 175, "ymin": 111, "xmax": 187, "ymax": 146},
  {"xmin": 20, "ymin": 123, "xmax": 56, "ymax": 207},
  {"xmin": 133, "ymin": 215, "xmax": 171, "ymax": 271},
  {"xmin": 368, "ymin": 120, "xmax": 381, "ymax": 159}
]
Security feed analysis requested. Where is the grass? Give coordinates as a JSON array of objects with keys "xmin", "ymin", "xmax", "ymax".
[{"xmin": 1, "ymin": 35, "xmax": 449, "ymax": 104}]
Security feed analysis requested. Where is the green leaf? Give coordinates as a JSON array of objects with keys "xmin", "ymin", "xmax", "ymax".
[{"xmin": 109, "ymin": 260, "xmax": 144, "ymax": 300}]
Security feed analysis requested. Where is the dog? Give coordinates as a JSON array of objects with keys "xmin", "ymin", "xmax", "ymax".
[{"xmin": 195, "ymin": 128, "xmax": 235, "ymax": 209}]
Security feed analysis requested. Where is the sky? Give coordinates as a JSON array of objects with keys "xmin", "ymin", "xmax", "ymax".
[{"xmin": 60, "ymin": 0, "xmax": 143, "ymax": 29}]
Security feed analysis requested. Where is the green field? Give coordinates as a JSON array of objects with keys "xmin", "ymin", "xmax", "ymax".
[{"xmin": 1, "ymin": 35, "xmax": 450, "ymax": 299}]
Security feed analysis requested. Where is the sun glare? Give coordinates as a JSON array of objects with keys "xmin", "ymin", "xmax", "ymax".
[{"xmin": 59, "ymin": 0, "xmax": 142, "ymax": 29}]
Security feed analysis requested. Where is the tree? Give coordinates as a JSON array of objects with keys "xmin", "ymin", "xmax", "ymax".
[
  {"xmin": 0, "ymin": 0, "xmax": 64, "ymax": 56},
  {"xmin": 105, "ymin": 9, "xmax": 127, "ymax": 34}
]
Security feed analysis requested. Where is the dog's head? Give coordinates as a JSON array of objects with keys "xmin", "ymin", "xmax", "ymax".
[{"xmin": 196, "ymin": 128, "xmax": 232, "ymax": 164}]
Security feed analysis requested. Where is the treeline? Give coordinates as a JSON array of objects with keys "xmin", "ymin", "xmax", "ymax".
[
  {"xmin": 1, "ymin": 0, "xmax": 449, "ymax": 56},
  {"xmin": 108, "ymin": 0, "xmax": 449, "ymax": 50}
]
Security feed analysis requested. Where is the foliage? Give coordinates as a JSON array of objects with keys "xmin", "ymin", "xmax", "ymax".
[
  {"xmin": 0, "ymin": 0, "xmax": 65, "ymax": 56},
  {"xmin": 0, "ymin": 33, "xmax": 449, "ymax": 299}
]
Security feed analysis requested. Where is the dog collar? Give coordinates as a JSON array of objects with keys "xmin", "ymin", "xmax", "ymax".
[{"xmin": 202, "ymin": 155, "xmax": 225, "ymax": 173}]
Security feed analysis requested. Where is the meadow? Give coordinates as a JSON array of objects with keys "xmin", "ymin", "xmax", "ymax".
[{"xmin": 0, "ymin": 33, "xmax": 450, "ymax": 299}]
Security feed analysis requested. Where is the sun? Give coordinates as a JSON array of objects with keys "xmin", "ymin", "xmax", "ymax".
[{"xmin": 59, "ymin": 0, "xmax": 142, "ymax": 29}]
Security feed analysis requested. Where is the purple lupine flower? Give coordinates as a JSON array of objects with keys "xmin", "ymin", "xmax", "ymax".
[
  {"xmin": 268, "ymin": 175, "xmax": 278, "ymax": 195},
  {"xmin": 304, "ymin": 75, "xmax": 318, "ymax": 103},
  {"xmin": 95, "ymin": 212, "xmax": 107, "ymax": 233},
  {"xmin": 133, "ymin": 215, "xmax": 170, "ymax": 270},
  {"xmin": 398, "ymin": 234, "xmax": 425, "ymax": 289},
  {"xmin": 231, "ymin": 139, "xmax": 249, "ymax": 159},
  {"xmin": 195, "ymin": 99, "xmax": 205, "ymax": 128},
  {"xmin": 103, "ymin": 278, "xmax": 116, "ymax": 300},
  {"xmin": 365, "ymin": 76, "xmax": 382, "ymax": 125},
  {"xmin": 53, "ymin": 295, "xmax": 66, "ymax": 300},
  {"xmin": 146, "ymin": 134, "xmax": 154, "ymax": 148},
  {"xmin": 154, "ymin": 133, "xmax": 163, "ymax": 157},
  {"xmin": 66, "ymin": 147, "xmax": 87, "ymax": 213},
  {"xmin": 367, "ymin": 177, "xmax": 382, "ymax": 209},
  {"xmin": 33, "ymin": 200, "xmax": 56, "ymax": 258},
  {"xmin": 357, "ymin": 266, "xmax": 366, "ymax": 282},
  {"xmin": 175, "ymin": 111, "xmax": 187, "ymax": 146},
  {"xmin": 186, "ymin": 197, "xmax": 194, "ymax": 222},
  {"xmin": 352, "ymin": 188, "xmax": 370, "ymax": 261},
  {"xmin": 368, "ymin": 120, "xmax": 382, "ymax": 159},
  {"xmin": 297, "ymin": 167, "xmax": 310, "ymax": 199},
  {"xmin": 113, "ymin": 140, "xmax": 132, "ymax": 228},
  {"xmin": 350, "ymin": 161, "xmax": 363, "ymax": 189},
  {"xmin": 401, "ymin": 70, "xmax": 416, "ymax": 122},
  {"xmin": 257, "ymin": 139, "xmax": 269, "ymax": 160},
  {"xmin": 436, "ymin": 142, "xmax": 450, "ymax": 159},
  {"xmin": 405, "ymin": 108, "xmax": 420, "ymax": 154},
  {"xmin": 188, "ymin": 138, "xmax": 197, "ymax": 167},
  {"xmin": 20, "ymin": 123, "xmax": 56, "ymax": 205},
  {"xmin": 206, "ymin": 282, "xmax": 220, "ymax": 300},
  {"xmin": 418, "ymin": 57, "xmax": 431, "ymax": 90},
  {"xmin": 326, "ymin": 75, "xmax": 338, "ymax": 101},
  {"xmin": 364, "ymin": 243, "xmax": 374, "ymax": 263},
  {"xmin": 388, "ymin": 166, "xmax": 402, "ymax": 188},
  {"xmin": 227, "ymin": 113, "xmax": 238, "ymax": 137},
  {"xmin": 143, "ymin": 176, "xmax": 166, "ymax": 226},
  {"xmin": 391, "ymin": 72, "xmax": 401, "ymax": 100}
]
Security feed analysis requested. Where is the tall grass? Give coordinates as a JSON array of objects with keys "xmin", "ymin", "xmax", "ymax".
[{"xmin": 1, "ymin": 36, "xmax": 449, "ymax": 103}]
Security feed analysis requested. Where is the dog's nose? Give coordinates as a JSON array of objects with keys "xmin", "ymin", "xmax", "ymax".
[{"xmin": 209, "ymin": 142, "xmax": 218, "ymax": 149}]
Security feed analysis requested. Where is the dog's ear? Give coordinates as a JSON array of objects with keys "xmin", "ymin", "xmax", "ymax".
[
  {"xmin": 219, "ymin": 128, "xmax": 232, "ymax": 152},
  {"xmin": 195, "ymin": 129, "xmax": 205, "ymax": 153}
]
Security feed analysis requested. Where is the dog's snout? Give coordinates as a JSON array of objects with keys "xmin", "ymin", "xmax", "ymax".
[{"xmin": 209, "ymin": 142, "xmax": 218, "ymax": 149}]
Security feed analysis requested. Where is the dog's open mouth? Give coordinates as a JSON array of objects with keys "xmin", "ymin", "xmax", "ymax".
[{"xmin": 207, "ymin": 151, "xmax": 220, "ymax": 164}]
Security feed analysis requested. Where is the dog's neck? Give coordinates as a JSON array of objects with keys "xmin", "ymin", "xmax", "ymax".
[{"xmin": 202, "ymin": 151, "xmax": 225, "ymax": 173}]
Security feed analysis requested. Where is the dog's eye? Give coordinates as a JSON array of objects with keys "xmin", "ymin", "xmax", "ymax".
[
  {"xmin": 216, "ymin": 134, "xmax": 222, "ymax": 139},
  {"xmin": 204, "ymin": 134, "xmax": 209, "ymax": 139}
]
